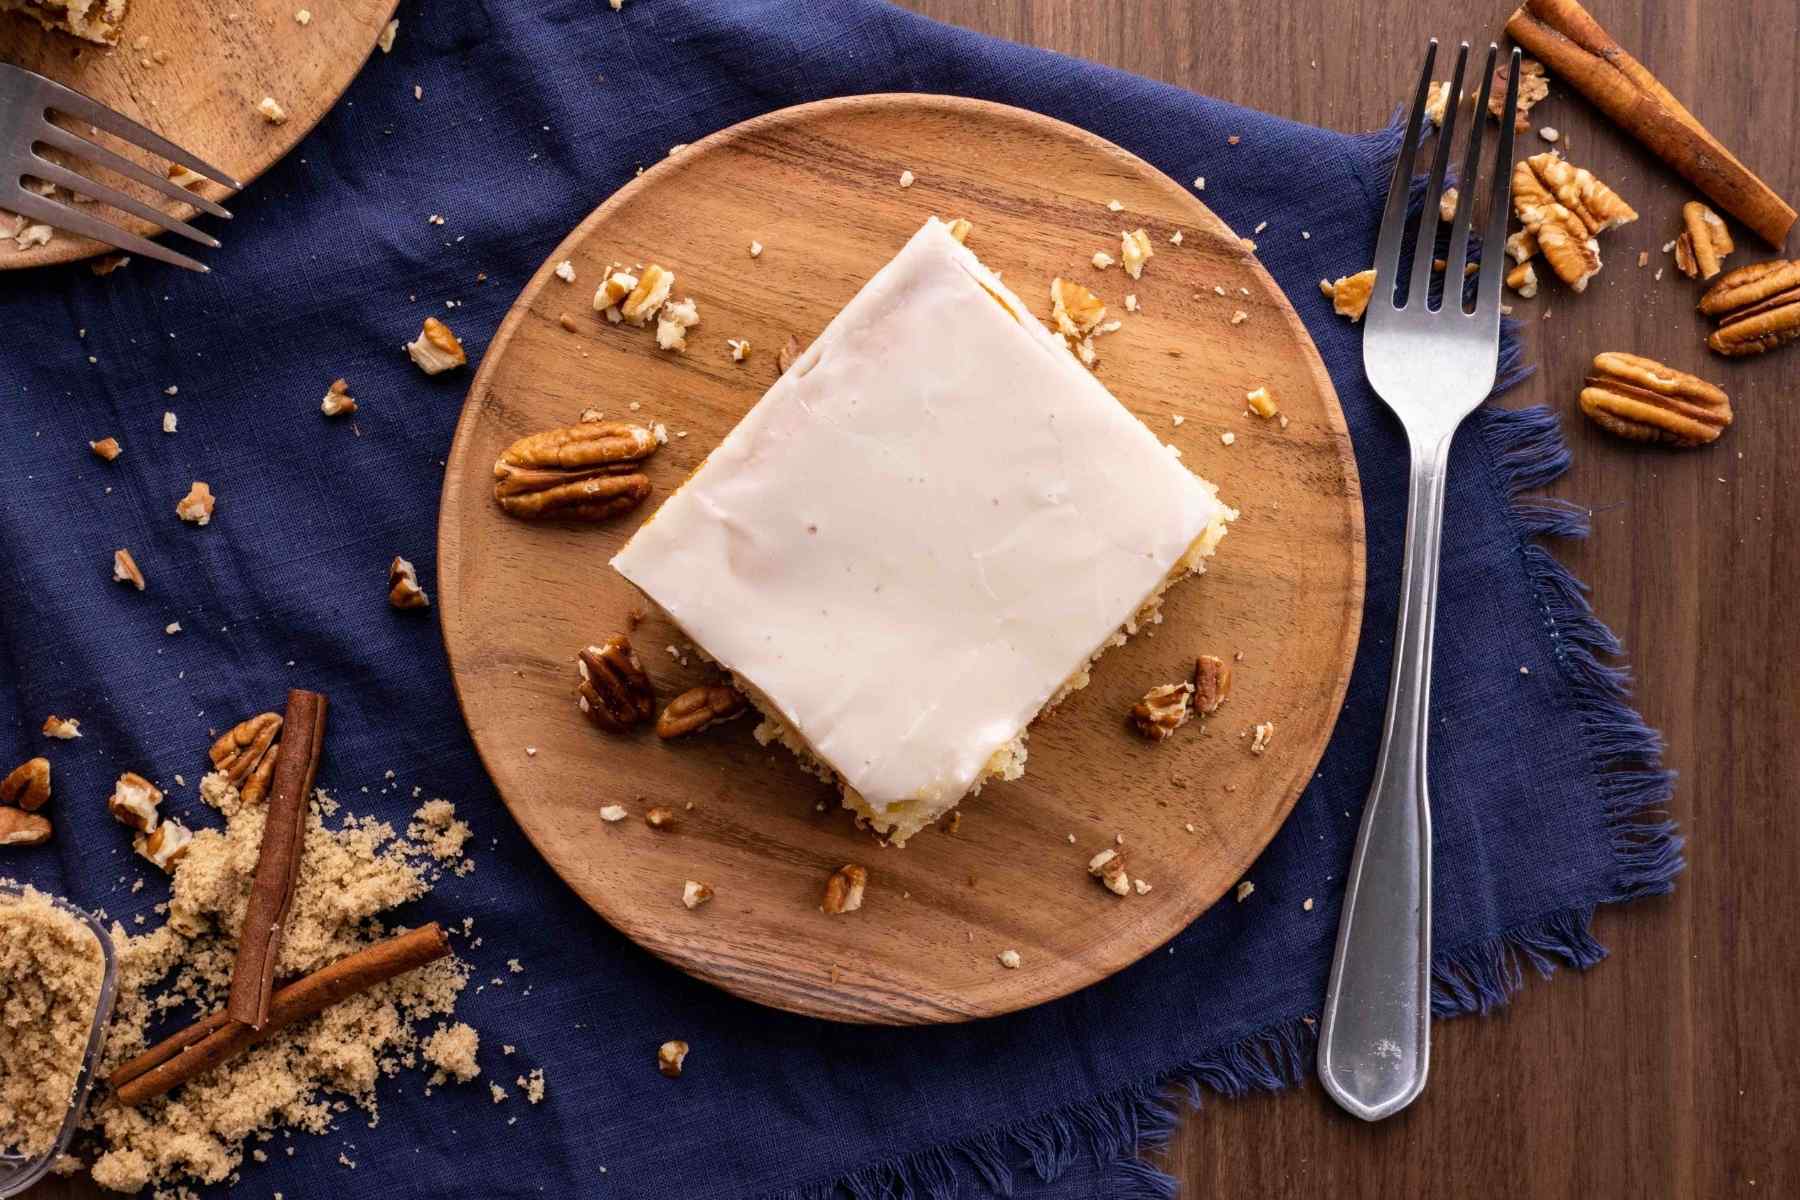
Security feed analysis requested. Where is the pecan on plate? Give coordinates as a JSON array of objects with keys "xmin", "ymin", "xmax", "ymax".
[
  {"xmin": 210, "ymin": 712, "xmax": 282, "ymax": 787},
  {"xmin": 1579, "ymin": 352, "xmax": 1731, "ymax": 448},
  {"xmin": 0, "ymin": 756, "xmax": 51, "ymax": 812},
  {"xmin": 1193, "ymin": 655, "xmax": 1233, "ymax": 716},
  {"xmin": 656, "ymin": 685, "xmax": 747, "ymax": 740},
  {"xmin": 1674, "ymin": 202, "xmax": 1734, "ymax": 281},
  {"xmin": 1050, "ymin": 277, "xmax": 1107, "ymax": 341},
  {"xmin": 821, "ymin": 864, "xmax": 868, "ymax": 915},
  {"xmin": 1701, "ymin": 260, "xmax": 1800, "ymax": 358},
  {"xmin": 575, "ymin": 637, "xmax": 656, "ymax": 733},
  {"xmin": 492, "ymin": 421, "xmax": 656, "ymax": 521},
  {"xmin": 1086, "ymin": 847, "xmax": 1132, "ymax": 897},
  {"xmin": 1129, "ymin": 682, "xmax": 1193, "ymax": 741}
]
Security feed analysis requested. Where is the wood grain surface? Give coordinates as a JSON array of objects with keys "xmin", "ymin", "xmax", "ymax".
[
  {"xmin": 0, "ymin": 0, "xmax": 399, "ymax": 270},
  {"xmin": 436, "ymin": 95, "xmax": 1364, "ymax": 1025},
  {"xmin": 890, "ymin": 0, "xmax": 1800, "ymax": 1195}
]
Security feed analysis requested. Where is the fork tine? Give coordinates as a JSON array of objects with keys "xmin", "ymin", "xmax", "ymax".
[
  {"xmin": 1476, "ymin": 48, "xmax": 1524, "ymax": 316},
  {"xmin": 28, "ymin": 74, "xmax": 241, "ymax": 189},
  {"xmin": 1405, "ymin": 42, "xmax": 1470, "ymax": 311},
  {"xmin": 1443, "ymin": 44, "xmax": 1499, "ymax": 304},
  {"xmin": 24, "ymin": 158, "xmax": 219, "ymax": 248},
  {"xmin": 33, "ymin": 122, "xmax": 233, "ymax": 220},
  {"xmin": 4, "ymin": 188, "xmax": 208, "ymax": 272},
  {"xmin": 1371, "ymin": 39, "xmax": 1438, "ymax": 313}
]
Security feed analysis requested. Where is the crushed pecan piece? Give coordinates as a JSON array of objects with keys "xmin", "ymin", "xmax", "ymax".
[
  {"xmin": 0, "ymin": 757, "xmax": 51, "ymax": 812},
  {"xmin": 138, "ymin": 819, "xmax": 193, "ymax": 870},
  {"xmin": 41, "ymin": 716, "xmax": 80, "ymax": 739},
  {"xmin": 1489, "ymin": 58, "xmax": 1549, "ymax": 132},
  {"xmin": 407, "ymin": 317, "xmax": 467, "ymax": 374},
  {"xmin": 1673, "ymin": 202, "xmax": 1733, "ymax": 281},
  {"xmin": 1049, "ymin": 277, "xmax": 1106, "ymax": 341},
  {"xmin": 1504, "ymin": 229, "xmax": 1539, "ymax": 264},
  {"xmin": 821, "ymin": 864, "xmax": 868, "ymax": 914},
  {"xmin": 90, "ymin": 436, "xmax": 121, "ymax": 461},
  {"xmin": 210, "ymin": 712, "xmax": 282, "ymax": 787},
  {"xmin": 0, "ymin": 808, "xmax": 51, "ymax": 846},
  {"xmin": 1120, "ymin": 228, "xmax": 1154, "ymax": 280},
  {"xmin": 108, "ymin": 771, "xmax": 163, "ymax": 831},
  {"xmin": 656, "ymin": 685, "xmax": 747, "ymax": 739},
  {"xmin": 492, "ymin": 421, "xmax": 656, "ymax": 521},
  {"xmin": 176, "ymin": 481, "xmax": 216, "ymax": 525},
  {"xmin": 1701, "ymin": 260, "xmax": 1800, "ymax": 357},
  {"xmin": 576, "ymin": 637, "xmax": 656, "ymax": 733},
  {"xmin": 1579, "ymin": 352, "xmax": 1730, "ymax": 447},
  {"xmin": 113, "ymin": 548, "xmax": 146, "ymax": 591},
  {"xmin": 1250, "ymin": 722, "xmax": 1275, "ymax": 755},
  {"xmin": 321, "ymin": 378, "xmax": 357, "ymax": 416},
  {"xmin": 1129, "ymin": 682, "xmax": 1193, "ymax": 741},
  {"xmin": 644, "ymin": 805, "xmax": 676, "ymax": 830},
  {"xmin": 621, "ymin": 264, "xmax": 674, "ymax": 325},
  {"xmin": 1506, "ymin": 261, "xmax": 1539, "ymax": 298},
  {"xmin": 1423, "ymin": 80, "xmax": 1451, "ymax": 127},
  {"xmin": 658, "ymin": 1040, "xmax": 689, "ymax": 1077},
  {"xmin": 1512, "ymin": 160, "xmax": 1601, "ymax": 291},
  {"xmin": 1193, "ymin": 655, "xmax": 1232, "ymax": 715},
  {"xmin": 1086, "ymin": 847, "xmax": 1132, "ymax": 897},
  {"xmin": 388, "ymin": 556, "xmax": 430, "ymax": 609},
  {"xmin": 1319, "ymin": 270, "xmax": 1377, "ymax": 321},
  {"xmin": 680, "ymin": 881, "xmax": 713, "ymax": 910}
]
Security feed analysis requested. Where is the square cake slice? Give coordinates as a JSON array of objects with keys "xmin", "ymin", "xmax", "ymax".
[{"xmin": 613, "ymin": 218, "xmax": 1233, "ymax": 843}]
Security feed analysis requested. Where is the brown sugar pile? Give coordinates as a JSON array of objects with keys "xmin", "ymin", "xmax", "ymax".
[
  {"xmin": 0, "ymin": 886, "xmax": 106, "ymax": 1159},
  {"xmin": 72, "ymin": 771, "xmax": 480, "ymax": 1194}
]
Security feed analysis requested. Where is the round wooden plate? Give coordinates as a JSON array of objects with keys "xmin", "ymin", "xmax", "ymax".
[
  {"xmin": 1, "ymin": 0, "xmax": 398, "ymax": 270},
  {"xmin": 439, "ymin": 95, "xmax": 1365, "ymax": 1025}
]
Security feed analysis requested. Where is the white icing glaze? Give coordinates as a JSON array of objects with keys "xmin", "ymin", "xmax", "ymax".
[{"xmin": 613, "ymin": 219, "xmax": 1228, "ymax": 815}]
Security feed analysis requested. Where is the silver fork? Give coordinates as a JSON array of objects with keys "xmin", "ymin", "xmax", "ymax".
[
  {"xmin": 0, "ymin": 62, "xmax": 240, "ymax": 271},
  {"xmin": 1317, "ymin": 39, "xmax": 1520, "ymax": 1122}
]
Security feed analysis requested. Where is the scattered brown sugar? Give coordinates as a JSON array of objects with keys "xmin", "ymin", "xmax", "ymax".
[
  {"xmin": 0, "ymin": 887, "xmax": 105, "ymax": 1159},
  {"xmin": 422, "ymin": 1021, "xmax": 482, "ymax": 1084},
  {"xmin": 516, "ymin": 1067, "xmax": 546, "ymax": 1104},
  {"xmin": 70, "ymin": 772, "xmax": 480, "ymax": 1194}
]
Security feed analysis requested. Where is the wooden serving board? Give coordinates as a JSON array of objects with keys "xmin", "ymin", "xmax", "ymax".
[
  {"xmin": 438, "ymin": 95, "xmax": 1365, "ymax": 1024},
  {"xmin": 1, "ymin": 0, "xmax": 398, "ymax": 270}
]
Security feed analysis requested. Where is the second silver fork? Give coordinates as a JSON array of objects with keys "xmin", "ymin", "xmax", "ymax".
[{"xmin": 1317, "ymin": 39, "xmax": 1521, "ymax": 1122}]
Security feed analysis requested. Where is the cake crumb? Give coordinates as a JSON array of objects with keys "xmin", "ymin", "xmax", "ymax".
[
  {"xmin": 997, "ymin": 948, "xmax": 1022, "ymax": 969},
  {"xmin": 898, "ymin": 170, "xmax": 915, "ymax": 188}
]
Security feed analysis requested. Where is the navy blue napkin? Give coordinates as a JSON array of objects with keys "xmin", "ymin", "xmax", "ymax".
[{"xmin": 0, "ymin": 2, "xmax": 1680, "ymax": 1196}]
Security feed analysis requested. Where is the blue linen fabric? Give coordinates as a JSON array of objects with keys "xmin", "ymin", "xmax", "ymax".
[{"xmin": 0, "ymin": 2, "xmax": 1680, "ymax": 1197}]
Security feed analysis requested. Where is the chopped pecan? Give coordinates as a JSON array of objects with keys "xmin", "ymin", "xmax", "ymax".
[
  {"xmin": 658, "ymin": 1040, "xmax": 689, "ymax": 1077},
  {"xmin": 1512, "ymin": 160, "xmax": 1602, "ymax": 291},
  {"xmin": 1319, "ymin": 269, "xmax": 1377, "ymax": 321},
  {"xmin": 821, "ymin": 864, "xmax": 868, "ymax": 914},
  {"xmin": 1120, "ymin": 228, "xmax": 1154, "ymax": 280},
  {"xmin": 1506, "ymin": 261, "xmax": 1539, "ymax": 298},
  {"xmin": 1423, "ymin": 80, "xmax": 1451, "ymax": 127},
  {"xmin": 41, "ymin": 715, "xmax": 80, "ymax": 739},
  {"xmin": 113, "ymin": 548, "xmax": 146, "ymax": 591},
  {"xmin": 321, "ymin": 378, "xmax": 357, "ymax": 416},
  {"xmin": 1129, "ymin": 682, "xmax": 1193, "ymax": 741},
  {"xmin": 408, "ymin": 317, "xmax": 467, "ymax": 375},
  {"xmin": 1193, "ymin": 655, "xmax": 1232, "ymax": 715},
  {"xmin": 656, "ymin": 685, "xmax": 747, "ymax": 739},
  {"xmin": 1674, "ymin": 202, "xmax": 1733, "ymax": 281},
  {"xmin": 389, "ymin": 556, "xmax": 430, "ymax": 609},
  {"xmin": 0, "ymin": 757, "xmax": 51, "ymax": 812},
  {"xmin": 1504, "ymin": 229, "xmax": 1539, "ymax": 263},
  {"xmin": 138, "ymin": 819, "xmax": 193, "ymax": 870},
  {"xmin": 0, "ymin": 808, "xmax": 51, "ymax": 846},
  {"xmin": 492, "ymin": 421, "xmax": 657, "ymax": 521},
  {"xmin": 108, "ymin": 771, "xmax": 163, "ymax": 831},
  {"xmin": 680, "ymin": 881, "xmax": 713, "ymax": 910},
  {"xmin": 1579, "ymin": 352, "xmax": 1730, "ymax": 447},
  {"xmin": 1086, "ymin": 847, "xmax": 1132, "ymax": 896},
  {"xmin": 176, "ymin": 481, "xmax": 216, "ymax": 525},
  {"xmin": 1700, "ymin": 260, "xmax": 1800, "ymax": 357},
  {"xmin": 1250, "ymin": 722, "xmax": 1275, "ymax": 755},
  {"xmin": 946, "ymin": 217, "xmax": 973, "ymax": 243},
  {"xmin": 210, "ymin": 712, "xmax": 282, "ymax": 787},
  {"xmin": 620, "ymin": 264, "xmax": 674, "ymax": 325},
  {"xmin": 90, "ymin": 436, "xmax": 122, "ymax": 461},
  {"xmin": 1489, "ymin": 58, "xmax": 1549, "ymax": 132},
  {"xmin": 576, "ymin": 637, "xmax": 656, "ymax": 733},
  {"xmin": 644, "ymin": 805, "xmax": 676, "ymax": 830},
  {"xmin": 1050, "ymin": 276, "xmax": 1107, "ymax": 341}
]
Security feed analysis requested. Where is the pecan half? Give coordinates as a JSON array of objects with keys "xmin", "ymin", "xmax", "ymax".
[
  {"xmin": 1525, "ymin": 153, "xmax": 1636, "ymax": 235},
  {"xmin": 576, "ymin": 637, "xmax": 656, "ymax": 732},
  {"xmin": 210, "ymin": 712, "xmax": 282, "ymax": 787},
  {"xmin": 1193, "ymin": 655, "xmax": 1233, "ymax": 715},
  {"xmin": 1579, "ymin": 352, "xmax": 1731, "ymax": 447},
  {"xmin": 242, "ymin": 742, "xmax": 279, "ymax": 807},
  {"xmin": 0, "ymin": 808, "xmax": 51, "ymax": 846},
  {"xmin": 0, "ymin": 757, "xmax": 50, "ymax": 811},
  {"xmin": 1129, "ymin": 682, "xmax": 1193, "ymax": 741},
  {"xmin": 1674, "ymin": 202, "xmax": 1733, "ymax": 281},
  {"xmin": 656, "ymin": 685, "xmax": 747, "ymax": 739},
  {"xmin": 492, "ymin": 421, "xmax": 656, "ymax": 521},
  {"xmin": 1700, "ymin": 260, "xmax": 1800, "ymax": 357},
  {"xmin": 821, "ymin": 864, "xmax": 868, "ymax": 914}
]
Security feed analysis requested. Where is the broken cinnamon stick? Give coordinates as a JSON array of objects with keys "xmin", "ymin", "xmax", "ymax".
[
  {"xmin": 225, "ymin": 688, "xmax": 327, "ymax": 1028},
  {"xmin": 1506, "ymin": 0, "xmax": 1795, "ymax": 247},
  {"xmin": 110, "ymin": 922, "xmax": 449, "ymax": 1107}
]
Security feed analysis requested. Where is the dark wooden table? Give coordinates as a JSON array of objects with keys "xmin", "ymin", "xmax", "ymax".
[{"xmin": 895, "ymin": 2, "xmax": 1799, "ymax": 1196}]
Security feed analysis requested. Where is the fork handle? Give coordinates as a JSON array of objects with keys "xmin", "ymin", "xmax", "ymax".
[{"xmin": 1318, "ymin": 434, "xmax": 1451, "ymax": 1121}]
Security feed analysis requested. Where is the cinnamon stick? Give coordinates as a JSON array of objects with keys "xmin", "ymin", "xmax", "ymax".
[
  {"xmin": 1506, "ymin": 0, "xmax": 1795, "ymax": 247},
  {"xmin": 110, "ymin": 923, "xmax": 449, "ymax": 1107},
  {"xmin": 225, "ymin": 688, "xmax": 327, "ymax": 1028}
]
